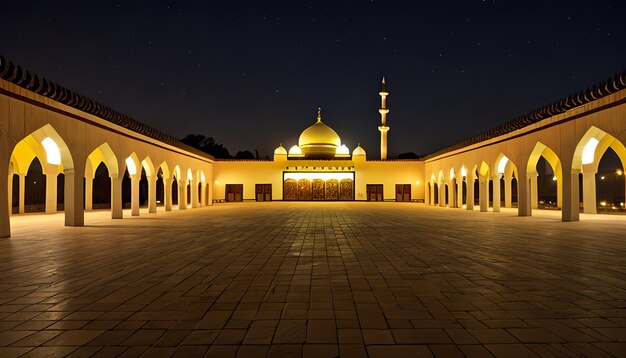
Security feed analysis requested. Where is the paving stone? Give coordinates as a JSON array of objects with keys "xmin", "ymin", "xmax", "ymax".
[{"xmin": 1, "ymin": 203, "xmax": 626, "ymax": 355}]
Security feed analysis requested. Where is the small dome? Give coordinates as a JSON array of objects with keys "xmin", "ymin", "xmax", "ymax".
[
  {"xmin": 335, "ymin": 144, "xmax": 350, "ymax": 156},
  {"xmin": 288, "ymin": 145, "xmax": 303, "ymax": 156},
  {"xmin": 352, "ymin": 144, "xmax": 366, "ymax": 156},
  {"xmin": 274, "ymin": 144, "xmax": 287, "ymax": 155}
]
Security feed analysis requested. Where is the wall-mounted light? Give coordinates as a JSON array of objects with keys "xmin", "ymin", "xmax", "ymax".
[
  {"xmin": 215, "ymin": 180, "xmax": 220, "ymax": 184},
  {"xmin": 552, "ymin": 176, "xmax": 557, "ymax": 181},
  {"xmin": 41, "ymin": 137, "xmax": 61, "ymax": 165}
]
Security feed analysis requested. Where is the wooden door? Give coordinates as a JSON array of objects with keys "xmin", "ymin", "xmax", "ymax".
[
  {"xmin": 339, "ymin": 179, "xmax": 354, "ymax": 200},
  {"xmin": 312, "ymin": 179, "xmax": 325, "ymax": 200},
  {"xmin": 225, "ymin": 184, "xmax": 243, "ymax": 202},
  {"xmin": 367, "ymin": 184, "xmax": 383, "ymax": 201},
  {"xmin": 297, "ymin": 179, "xmax": 311, "ymax": 200},
  {"xmin": 256, "ymin": 184, "xmax": 271, "ymax": 201},
  {"xmin": 395, "ymin": 184, "xmax": 411, "ymax": 202},
  {"xmin": 325, "ymin": 179, "xmax": 339, "ymax": 200},
  {"xmin": 284, "ymin": 179, "xmax": 297, "ymax": 200}
]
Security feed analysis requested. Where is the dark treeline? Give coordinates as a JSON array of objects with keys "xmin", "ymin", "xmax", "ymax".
[{"xmin": 181, "ymin": 134, "xmax": 257, "ymax": 159}]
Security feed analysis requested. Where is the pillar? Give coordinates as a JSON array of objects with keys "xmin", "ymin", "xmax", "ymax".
[
  {"xmin": 448, "ymin": 181, "xmax": 455, "ymax": 207},
  {"xmin": 466, "ymin": 176, "xmax": 475, "ymax": 210},
  {"xmin": 429, "ymin": 183, "xmax": 435, "ymax": 205},
  {"xmin": 492, "ymin": 174, "xmax": 502, "ymax": 212},
  {"xmin": 85, "ymin": 175, "xmax": 93, "ymax": 211},
  {"xmin": 178, "ymin": 180, "xmax": 187, "ymax": 210},
  {"xmin": 148, "ymin": 175, "xmax": 157, "ymax": 213},
  {"xmin": 582, "ymin": 172, "xmax": 596, "ymax": 214},
  {"xmin": 0, "ymin": 163, "xmax": 10, "ymax": 238},
  {"xmin": 111, "ymin": 174, "xmax": 123, "ymax": 219},
  {"xmin": 456, "ymin": 180, "xmax": 463, "ymax": 208},
  {"xmin": 18, "ymin": 174, "xmax": 25, "ymax": 214},
  {"xmin": 557, "ymin": 176, "xmax": 563, "ymax": 209},
  {"xmin": 64, "ymin": 165, "xmax": 85, "ymax": 227},
  {"xmin": 131, "ymin": 175, "xmax": 140, "ymax": 216},
  {"xmin": 518, "ymin": 170, "xmax": 531, "ymax": 216},
  {"xmin": 164, "ymin": 177, "xmax": 172, "ymax": 211},
  {"xmin": 191, "ymin": 180, "xmax": 199, "ymax": 208},
  {"xmin": 504, "ymin": 173, "xmax": 512, "ymax": 208},
  {"xmin": 200, "ymin": 182, "xmax": 206, "ymax": 207},
  {"xmin": 562, "ymin": 169, "xmax": 580, "ymax": 222},
  {"xmin": 439, "ymin": 184, "xmax": 445, "ymax": 207},
  {"xmin": 530, "ymin": 174, "xmax": 538, "ymax": 209},
  {"xmin": 479, "ymin": 178, "xmax": 488, "ymax": 212},
  {"xmin": 45, "ymin": 172, "xmax": 58, "ymax": 214},
  {"xmin": 7, "ymin": 173, "xmax": 13, "ymax": 216}
]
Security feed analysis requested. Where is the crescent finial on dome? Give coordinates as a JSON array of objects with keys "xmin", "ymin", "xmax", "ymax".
[{"xmin": 317, "ymin": 107, "xmax": 321, "ymax": 123}]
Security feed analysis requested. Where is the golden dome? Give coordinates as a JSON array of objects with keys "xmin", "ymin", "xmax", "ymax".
[
  {"xmin": 274, "ymin": 144, "xmax": 287, "ymax": 156},
  {"xmin": 352, "ymin": 144, "xmax": 366, "ymax": 156},
  {"xmin": 298, "ymin": 108, "xmax": 341, "ymax": 158}
]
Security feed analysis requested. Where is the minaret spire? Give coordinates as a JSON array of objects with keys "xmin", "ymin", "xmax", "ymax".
[
  {"xmin": 378, "ymin": 76, "xmax": 390, "ymax": 160},
  {"xmin": 317, "ymin": 107, "xmax": 322, "ymax": 123}
]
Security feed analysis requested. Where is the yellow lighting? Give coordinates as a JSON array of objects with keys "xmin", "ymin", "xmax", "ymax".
[
  {"xmin": 617, "ymin": 169, "xmax": 623, "ymax": 176},
  {"xmin": 620, "ymin": 202, "xmax": 624, "ymax": 207},
  {"xmin": 125, "ymin": 157, "xmax": 137, "ymax": 175},
  {"xmin": 187, "ymin": 169, "xmax": 193, "ymax": 182},
  {"xmin": 601, "ymin": 176, "xmax": 605, "ymax": 180},
  {"xmin": 416, "ymin": 180, "xmax": 420, "ymax": 185},
  {"xmin": 460, "ymin": 167, "xmax": 467, "ymax": 177},
  {"xmin": 600, "ymin": 201, "xmax": 607, "ymax": 206},
  {"xmin": 214, "ymin": 180, "xmax": 220, "ymax": 184},
  {"xmin": 41, "ymin": 137, "xmax": 61, "ymax": 165},
  {"xmin": 449, "ymin": 168, "xmax": 455, "ymax": 179},
  {"xmin": 284, "ymin": 172, "xmax": 354, "ymax": 181},
  {"xmin": 497, "ymin": 156, "xmax": 509, "ymax": 174},
  {"xmin": 335, "ymin": 144, "xmax": 350, "ymax": 156},
  {"xmin": 552, "ymin": 176, "xmax": 557, "ymax": 181},
  {"xmin": 288, "ymin": 145, "xmax": 303, "ymax": 157},
  {"xmin": 582, "ymin": 137, "xmax": 599, "ymax": 165},
  {"xmin": 201, "ymin": 172, "xmax": 206, "ymax": 182}
]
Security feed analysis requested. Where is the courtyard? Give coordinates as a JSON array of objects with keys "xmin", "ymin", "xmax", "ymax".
[{"xmin": 1, "ymin": 202, "xmax": 625, "ymax": 357}]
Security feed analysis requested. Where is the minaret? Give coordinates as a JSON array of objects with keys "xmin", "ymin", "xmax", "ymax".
[{"xmin": 378, "ymin": 76, "xmax": 390, "ymax": 160}]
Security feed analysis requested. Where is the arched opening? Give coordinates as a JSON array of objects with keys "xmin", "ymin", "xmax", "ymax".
[
  {"xmin": 122, "ymin": 168, "xmax": 131, "ymax": 209},
  {"xmin": 172, "ymin": 179, "xmax": 179, "ymax": 206},
  {"xmin": 596, "ymin": 147, "xmax": 625, "ymax": 214},
  {"xmin": 473, "ymin": 169, "xmax": 479, "ymax": 206},
  {"xmin": 25, "ymin": 158, "xmax": 45, "ymax": 213},
  {"xmin": 511, "ymin": 176, "xmax": 518, "ymax": 207},
  {"xmin": 462, "ymin": 180, "xmax": 467, "ymax": 206},
  {"xmin": 92, "ymin": 162, "xmax": 111, "ymax": 209},
  {"xmin": 444, "ymin": 184, "xmax": 449, "ymax": 206},
  {"xmin": 433, "ymin": 183, "xmax": 439, "ymax": 205},
  {"xmin": 139, "ymin": 167, "xmax": 148, "ymax": 208},
  {"xmin": 536, "ymin": 157, "xmax": 558, "ymax": 209},
  {"xmin": 156, "ymin": 168, "xmax": 165, "ymax": 208}
]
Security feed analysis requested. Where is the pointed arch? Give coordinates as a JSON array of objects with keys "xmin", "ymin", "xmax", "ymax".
[
  {"xmin": 172, "ymin": 165, "xmax": 182, "ymax": 180},
  {"xmin": 159, "ymin": 161, "xmax": 171, "ymax": 179},
  {"xmin": 141, "ymin": 156, "xmax": 155, "ymax": 177},
  {"xmin": 86, "ymin": 143, "xmax": 119, "ymax": 178},
  {"xmin": 527, "ymin": 142, "xmax": 561, "ymax": 177},
  {"xmin": 572, "ymin": 125, "xmax": 626, "ymax": 172},
  {"xmin": 124, "ymin": 152, "xmax": 141, "ymax": 176}
]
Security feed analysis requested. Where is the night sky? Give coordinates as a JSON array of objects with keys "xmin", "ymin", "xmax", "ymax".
[{"xmin": 2, "ymin": 1, "xmax": 625, "ymax": 159}]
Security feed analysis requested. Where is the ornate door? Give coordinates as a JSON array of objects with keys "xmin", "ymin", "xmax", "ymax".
[
  {"xmin": 395, "ymin": 184, "xmax": 411, "ymax": 202},
  {"xmin": 339, "ymin": 178, "xmax": 354, "ymax": 200},
  {"xmin": 283, "ymin": 179, "xmax": 297, "ymax": 201},
  {"xmin": 325, "ymin": 179, "xmax": 339, "ymax": 200},
  {"xmin": 256, "ymin": 184, "xmax": 272, "ymax": 201},
  {"xmin": 312, "ymin": 179, "xmax": 325, "ymax": 200},
  {"xmin": 297, "ymin": 179, "xmax": 311, "ymax": 200}
]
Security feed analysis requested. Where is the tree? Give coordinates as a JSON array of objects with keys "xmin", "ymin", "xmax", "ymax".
[
  {"xmin": 234, "ymin": 150, "xmax": 255, "ymax": 159},
  {"xmin": 181, "ymin": 134, "xmax": 231, "ymax": 159}
]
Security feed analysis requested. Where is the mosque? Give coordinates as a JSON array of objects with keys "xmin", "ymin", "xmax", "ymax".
[
  {"xmin": 0, "ymin": 55, "xmax": 625, "ymax": 238},
  {"xmin": 213, "ymin": 78, "xmax": 424, "ymax": 202}
]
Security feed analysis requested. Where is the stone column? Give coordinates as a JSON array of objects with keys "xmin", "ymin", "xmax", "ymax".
[
  {"xmin": 85, "ymin": 174, "xmax": 93, "ymax": 211},
  {"xmin": 582, "ymin": 172, "xmax": 596, "ymax": 214},
  {"xmin": 439, "ymin": 184, "xmax": 445, "ymax": 207},
  {"xmin": 557, "ymin": 176, "xmax": 563, "ymax": 209},
  {"xmin": 45, "ymin": 171, "xmax": 58, "ymax": 214},
  {"xmin": 466, "ymin": 176, "xmax": 475, "ymax": 211},
  {"xmin": 479, "ymin": 178, "xmax": 488, "ymax": 212},
  {"xmin": 178, "ymin": 180, "xmax": 187, "ymax": 210},
  {"xmin": 110, "ymin": 174, "xmax": 123, "ymax": 219},
  {"xmin": 530, "ymin": 173, "xmax": 539, "ymax": 209},
  {"xmin": 7, "ymin": 173, "xmax": 12, "ymax": 216},
  {"xmin": 164, "ymin": 177, "xmax": 172, "ymax": 211},
  {"xmin": 456, "ymin": 180, "xmax": 463, "ymax": 208},
  {"xmin": 492, "ymin": 174, "xmax": 502, "ymax": 212},
  {"xmin": 0, "ymin": 163, "xmax": 10, "ymax": 238},
  {"xmin": 448, "ymin": 181, "xmax": 455, "ymax": 207},
  {"xmin": 561, "ymin": 169, "xmax": 580, "ymax": 222},
  {"xmin": 148, "ymin": 175, "xmax": 157, "ymax": 213},
  {"xmin": 64, "ymin": 165, "xmax": 85, "ymax": 227},
  {"xmin": 200, "ymin": 183, "xmax": 206, "ymax": 207},
  {"xmin": 191, "ymin": 180, "xmax": 199, "ymax": 208},
  {"xmin": 18, "ymin": 174, "xmax": 25, "ymax": 214},
  {"xmin": 518, "ymin": 170, "xmax": 531, "ymax": 216},
  {"xmin": 429, "ymin": 183, "xmax": 435, "ymax": 205},
  {"xmin": 131, "ymin": 175, "xmax": 140, "ymax": 216},
  {"xmin": 504, "ymin": 173, "xmax": 512, "ymax": 208}
]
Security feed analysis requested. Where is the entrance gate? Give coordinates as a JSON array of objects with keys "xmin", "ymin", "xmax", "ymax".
[
  {"xmin": 396, "ymin": 184, "xmax": 411, "ymax": 202},
  {"xmin": 255, "ymin": 184, "xmax": 272, "ymax": 201},
  {"xmin": 367, "ymin": 184, "xmax": 383, "ymax": 201}
]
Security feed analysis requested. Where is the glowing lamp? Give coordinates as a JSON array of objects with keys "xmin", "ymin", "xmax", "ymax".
[
  {"xmin": 617, "ymin": 169, "xmax": 623, "ymax": 176},
  {"xmin": 552, "ymin": 176, "xmax": 557, "ymax": 181},
  {"xmin": 41, "ymin": 137, "xmax": 61, "ymax": 165},
  {"xmin": 125, "ymin": 157, "xmax": 137, "ymax": 175}
]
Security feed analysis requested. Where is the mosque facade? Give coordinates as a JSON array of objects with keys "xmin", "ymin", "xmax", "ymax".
[{"xmin": 212, "ymin": 79, "xmax": 425, "ymax": 202}]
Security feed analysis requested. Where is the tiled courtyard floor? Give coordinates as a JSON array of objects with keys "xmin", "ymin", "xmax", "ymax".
[{"xmin": 1, "ymin": 202, "xmax": 626, "ymax": 358}]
